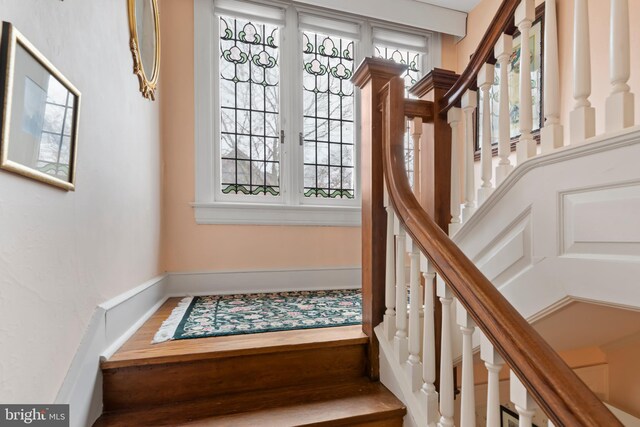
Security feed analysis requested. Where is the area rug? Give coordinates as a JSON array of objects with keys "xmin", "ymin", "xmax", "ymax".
[{"xmin": 152, "ymin": 289, "xmax": 362, "ymax": 343}]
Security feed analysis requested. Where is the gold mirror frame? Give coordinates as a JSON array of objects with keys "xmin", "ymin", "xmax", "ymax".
[{"xmin": 127, "ymin": 0, "xmax": 160, "ymax": 100}]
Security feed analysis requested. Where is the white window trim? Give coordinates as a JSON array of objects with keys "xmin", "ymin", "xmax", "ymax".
[{"xmin": 193, "ymin": 0, "xmax": 441, "ymax": 226}]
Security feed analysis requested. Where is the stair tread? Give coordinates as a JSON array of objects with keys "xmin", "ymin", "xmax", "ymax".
[
  {"xmin": 94, "ymin": 379, "xmax": 406, "ymax": 427},
  {"xmin": 105, "ymin": 297, "xmax": 367, "ymax": 369}
]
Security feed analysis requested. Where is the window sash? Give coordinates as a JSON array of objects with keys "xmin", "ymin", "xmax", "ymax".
[
  {"xmin": 195, "ymin": 0, "xmax": 438, "ymax": 224},
  {"xmin": 218, "ymin": 15, "xmax": 283, "ymax": 199},
  {"xmin": 301, "ymin": 31, "xmax": 357, "ymax": 201},
  {"xmin": 213, "ymin": 12, "xmax": 286, "ymax": 204}
]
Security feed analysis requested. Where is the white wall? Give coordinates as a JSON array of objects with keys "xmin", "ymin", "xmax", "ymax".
[{"xmin": 0, "ymin": 0, "xmax": 162, "ymax": 404}]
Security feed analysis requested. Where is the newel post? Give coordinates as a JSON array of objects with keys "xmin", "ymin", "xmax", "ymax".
[
  {"xmin": 409, "ymin": 69, "xmax": 459, "ymax": 231},
  {"xmin": 353, "ymin": 58, "xmax": 407, "ymax": 379}
]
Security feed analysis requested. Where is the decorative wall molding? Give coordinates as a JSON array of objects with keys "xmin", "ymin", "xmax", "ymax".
[
  {"xmin": 472, "ymin": 206, "xmax": 533, "ymax": 287},
  {"xmin": 453, "ymin": 126, "xmax": 640, "ymax": 319},
  {"xmin": 455, "ymin": 126, "xmax": 640, "ymax": 241},
  {"xmin": 559, "ymin": 180, "xmax": 640, "ymax": 262}
]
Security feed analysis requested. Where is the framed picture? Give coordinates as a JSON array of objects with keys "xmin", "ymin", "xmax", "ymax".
[
  {"xmin": 0, "ymin": 21, "xmax": 81, "ymax": 190},
  {"xmin": 501, "ymin": 405, "xmax": 539, "ymax": 427},
  {"xmin": 476, "ymin": 4, "xmax": 545, "ymax": 159}
]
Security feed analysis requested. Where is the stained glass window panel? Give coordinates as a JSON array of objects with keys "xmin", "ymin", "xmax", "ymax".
[
  {"xmin": 375, "ymin": 46, "xmax": 423, "ymax": 187},
  {"xmin": 219, "ymin": 16, "xmax": 280, "ymax": 197},
  {"xmin": 302, "ymin": 32, "xmax": 355, "ymax": 199}
]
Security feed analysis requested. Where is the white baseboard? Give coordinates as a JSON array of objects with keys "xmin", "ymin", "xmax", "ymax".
[
  {"xmin": 167, "ymin": 266, "xmax": 361, "ymax": 296},
  {"xmin": 54, "ymin": 267, "xmax": 361, "ymax": 427},
  {"xmin": 54, "ymin": 274, "xmax": 169, "ymax": 427}
]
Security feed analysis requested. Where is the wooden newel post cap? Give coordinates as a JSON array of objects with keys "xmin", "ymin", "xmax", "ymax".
[{"xmin": 352, "ymin": 57, "xmax": 407, "ymax": 89}]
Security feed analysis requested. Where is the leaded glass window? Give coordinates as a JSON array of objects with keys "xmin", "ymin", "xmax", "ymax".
[
  {"xmin": 302, "ymin": 32, "xmax": 355, "ymax": 199},
  {"xmin": 374, "ymin": 46, "xmax": 421, "ymax": 93},
  {"xmin": 219, "ymin": 16, "xmax": 281, "ymax": 196},
  {"xmin": 375, "ymin": 46, "xmax": 422, "ymax": 187}
]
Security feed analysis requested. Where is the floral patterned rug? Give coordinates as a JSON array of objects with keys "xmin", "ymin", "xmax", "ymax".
[{"xmin": 152, "ymin": 289, "xmax": 362, "ymax": 343}]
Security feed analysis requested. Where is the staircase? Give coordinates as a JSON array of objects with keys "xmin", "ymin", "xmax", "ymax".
[
  {"xmin": 94, "ymin": 298, "xmax": 406, "ymax": 426},
  {"xmin": 91, "ymin": 0, "xmax": 640, "ymax": 425},
  {"xmin": 352, "ymin": 0, "xmax": 639, "ymax": 425}
]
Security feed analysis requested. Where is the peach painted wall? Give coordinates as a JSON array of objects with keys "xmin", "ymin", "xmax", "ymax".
[
  {"xmin": 604, "ymin": 335, "xmax": 640, "ymax": 417},
  {"xmin": 441, "ymin": 34, "xmax": 459, "ymax": 71},
  {"xmin": 452, "ymin": 0, "xmax": 640, "ymax": 143},
  {"xmin": 159, "ymin": 0, "xmax": 361, "ymax": 272}
]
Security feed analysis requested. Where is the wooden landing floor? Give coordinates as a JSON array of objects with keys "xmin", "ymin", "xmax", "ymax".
[{"xmin": 105, "ymin": 297, "xmax": 368, "ymax": 369}]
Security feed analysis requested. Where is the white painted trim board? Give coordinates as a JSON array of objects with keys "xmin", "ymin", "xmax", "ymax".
[
  {"xmin": 54, "ymin": 274, "xmax": 169, "ymax": 427},
  {"xmin": 167, "ymin": 266, "xmax": 361, "ymax": 296}
]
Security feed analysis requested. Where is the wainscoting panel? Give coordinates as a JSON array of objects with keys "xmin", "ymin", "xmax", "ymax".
[
  {"xmin": 473, "ymin": 208, "xmax": 533, "ymax": 287},
  {"xmin": 561, "ymin": 181, "xmax": 640, "ymax": 261}
]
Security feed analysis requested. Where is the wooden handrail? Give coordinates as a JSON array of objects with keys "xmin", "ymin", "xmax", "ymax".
[
  {"xmin": 438, "ymin": 0, "xmax": 520, "ymax": 114},
  {"xmin": 380, "ymin": 76, "xmax": 622, "ymax": 426}
]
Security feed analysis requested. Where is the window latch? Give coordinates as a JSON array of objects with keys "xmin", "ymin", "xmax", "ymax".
[
  {"xmin": 280, "ymin": 130, "xmax": 285, "ymax": 144},
  {"xmin": 299, "ymin": 132, "xmax": 303, "ymax": 146}
]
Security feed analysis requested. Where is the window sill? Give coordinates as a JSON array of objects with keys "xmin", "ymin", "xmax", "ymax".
[{"xmin": 192, "ymin": 202, "xmax": 361, "ymax": 226}]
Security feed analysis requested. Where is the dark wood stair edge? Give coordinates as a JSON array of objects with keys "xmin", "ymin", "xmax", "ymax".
[
  {"xmin": 95, "ymin": 379, "xmax": 406, "ymax": 427},
  {"xmin": 102, "ymin": 335, "xmax": 370, "ymax": 370}
]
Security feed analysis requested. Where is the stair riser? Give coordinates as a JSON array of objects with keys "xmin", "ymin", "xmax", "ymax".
[{"xmin": 103, "ymin": 344, "xmax": 367, "ymax": 411}]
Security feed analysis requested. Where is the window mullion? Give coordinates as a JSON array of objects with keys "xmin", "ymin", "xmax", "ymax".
[
  {"xmin": 354, "ymin": 22, "xmax": 373, "ymax": 205},
  {"xmin": 282, "ymin": 5, "xmax": 301, "ymax": 206}
]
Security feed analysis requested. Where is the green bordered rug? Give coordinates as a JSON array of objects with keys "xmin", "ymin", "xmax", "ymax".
[{"xmin": 152, "ymin": 289, "xmax": 362, "ymax": 343}]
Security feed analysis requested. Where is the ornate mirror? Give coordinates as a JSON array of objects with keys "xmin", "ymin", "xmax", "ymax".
[{"xmin": 127, "ymin": 0, "xmax": 160, "ymax": 100}]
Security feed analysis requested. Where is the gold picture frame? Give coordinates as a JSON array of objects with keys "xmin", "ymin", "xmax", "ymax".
[
  {"xmin": 0, "ymin": 22, "xmax": 81, "ymax": 191},
  {"xmin": 127, "ymin": 0, "xmax": 160, "ymax": 100}
]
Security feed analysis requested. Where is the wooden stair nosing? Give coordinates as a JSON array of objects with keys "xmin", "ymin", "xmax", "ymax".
[
  {"xmin": 94, "ymin": 379, "xmax": 406, "ymax": 427},
  {"xmin": 102, "ymin": 332, "xmax": 369, "ymax": 370}
]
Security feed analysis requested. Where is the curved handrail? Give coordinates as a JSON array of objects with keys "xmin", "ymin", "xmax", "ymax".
[
  {"xmin": 380, "ymin": 76, "xmax": 621, "ymax": 426},
  {"xmin": 438, "ymin": 0, "xmax": 520, "ymax": 114}
]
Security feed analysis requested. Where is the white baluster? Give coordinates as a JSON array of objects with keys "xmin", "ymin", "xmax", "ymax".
[
  {"xmin": 494, "ymin": 34, "xmax": 514, "ymax": 184},
  {"xmin": 510, "ymin": 370, "xmax": 539, "ymax": 427},
  {"xmin": 570, "ymin": 0, "xmax": 596, "ymax": 144},
  {"xmin": 407, "ymin": 240, "xmax": 423, "ymax": 390},
  {"xmin": 515, "ymin": 0, "xmax": 536, "ymax": 163},
  {"xmin": 437, "ymin": 280, "xmax": 454, "ymax": 427},
  {"xmin": 394, "ymin": 219, "xmax": 408, "ymax": 362},
  {"xmin": 481, "ymin": 335, "xmax": 505, "ymax": 427},
  {"xmin": 478, "ymin": 63, "xmax": 495, "ymax": 204},
  {"xmin": 457, "ymin": 304, "xmax": 476, "ymax": 427},
  {"xmin": 410, "ymin": 117, "xmax": 423, "ymax": 193},
  {"xmin": 383, "ymin": 188, "xmax": 396, "ymax": 341},
  {"xmin": 420, "ymin": 255, "xmax": 439, "ymax": 424},
  {"xmin": 605, "ymin": 0, "xmax": 634, "ymax": 132},
  {"xmin": 541, "ymin": 0, "xmax": 564, "ymax": 153},
  {"xmin": 461, "ymin": 90, "xmax": 477, "ymax": 222},
  {"xmin": 448, "ymin": 108, "xmax": 463, "ymax": 236}
]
